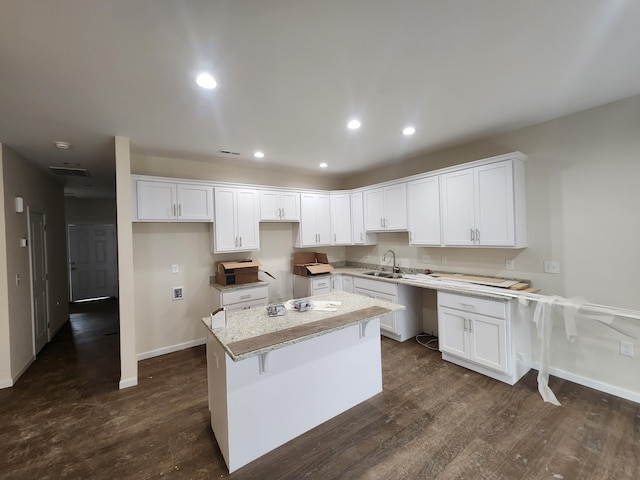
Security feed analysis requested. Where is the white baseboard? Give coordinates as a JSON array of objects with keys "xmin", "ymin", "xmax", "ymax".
[
  {"xmin": 137, "ymin": 338, "xmax": 206, "ymax": 361},
  {"xmin": 119, "ymin": 377, "xmax": 138, "ymax": 389},
  {"xmin": 532, "ymin": 362, "xmax": 640, "ymax": 404},
  {"xmin": 0, "ymin": 378, "xmax": 13, "ymax": 389}
]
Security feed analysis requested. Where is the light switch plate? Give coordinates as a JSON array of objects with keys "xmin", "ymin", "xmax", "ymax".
[
  {"xmin": 543, "ymin": 261, "xmax": 560, "ymax": 274},
  {"xmin": 506, "ymin": 259, "xmax": 514, "ymax": 270},
  {"xmin": 172, "ymin": 264, "xmax": 179, "ymax": 274},
  {"xmin": 422, "ymin": 255, "xmax": 431, "ymax": 263}
]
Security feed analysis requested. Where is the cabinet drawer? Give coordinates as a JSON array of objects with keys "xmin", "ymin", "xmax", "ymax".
[
  {"xmin": 311, "ymin": 276, "xmax": 331, "ymax": 290},
  {"xmin": 352, "ymin": 277, "xmax": 397, "ymax": 296},
  {"xmin": 222, "ymin": 286, "xmax": 268, "ymax": 307},
  {"xmin": 438, "ymin": 292, "xmax": 506, "ymax": 319}
]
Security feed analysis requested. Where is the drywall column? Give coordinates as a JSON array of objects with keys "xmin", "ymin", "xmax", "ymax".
[
  {"xmin": 0, "ymin": 145, "xmax": 12, "ymax": 387},
  {"xmin": 115, "ymin": 136, "xmax": 137, "ymax": 389}
]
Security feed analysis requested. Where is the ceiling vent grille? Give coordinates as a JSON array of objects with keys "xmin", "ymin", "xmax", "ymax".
[
  {"xmin": 49, "ymin": 166, "xmax": 92, "ymax": 177},
  {"xmin": 218, "ymin": 149, "xmax": 240, "ymax": 156}
]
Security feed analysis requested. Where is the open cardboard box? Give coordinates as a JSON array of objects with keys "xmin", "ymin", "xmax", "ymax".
[
  {"xmin": 293, "ymin": 252, "xmax": 334, "ymax": 276},
  {"xmin": 216, "ymin": 260, "xmax": 261, "ymax": 286}
]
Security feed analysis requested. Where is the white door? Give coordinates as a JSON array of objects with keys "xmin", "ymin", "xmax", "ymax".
[
  {"xmin": 383, "ymin": 184, "xmax": 407, "ymax": 230},
  {"xmin": 213, "ymin": 187, "xmax": 237, "ymax": 252},
  {"xmin": 469, "ymin": 314, "xmax": 508, "ymax": 373},
  {"xmin": 177, "ymin": 184, "xmax": 213, "ymax": 221},
  {"xmin": 438, "ymin": 308, "xmax": 469, "ymax": 359},
  {"xmin": 474, "ymin": 161, "xmax": 515, "ymax": 246},
  {"xmin": 28, "ymin": 210, "xmax": 49, "ymax": 354},
  {"xmin": 408, "ymin": 176, "xmax": 441, "ymax": 246},
  {"xmin": 331, "ymin": 194, "xmax": 351, "ymax": 245},
  {"xmin": 136, "ymin": 180, "xmax": 176, "ymax": 220},
  {"xmin": 300, "ymin": 194, "xmax": 318, "ymax": 246},
  {"xmin": 364, "ymin": 187, "xmax": 385, "ymax": 231},
  {"xmin": 315, "ymin": 194, "xmax": 332, "ymax": 245},
  {"xmin": 68, "ymin": 224, "xmax": 118, "ymax": 301},
  {"xmin": 442, "ymin": 169, "xmax": 475, "ymax": 246},
  {"xmin": 236, "ymin": 189, "xmax": 259, "ymax": 250},
  {"xmin": 279, "ymin": 191, "xmax": 300, "ymax": 221}
]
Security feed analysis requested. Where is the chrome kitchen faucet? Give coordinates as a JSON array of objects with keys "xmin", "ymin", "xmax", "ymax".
[{"xmin": 382, "ymin": 249, "xmax": 400, "ymax": 273}]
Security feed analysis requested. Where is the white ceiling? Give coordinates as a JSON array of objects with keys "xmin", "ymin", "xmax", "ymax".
[{"xmin": 1, "ymin": 0, "xmax": 640, "ymax": 198}]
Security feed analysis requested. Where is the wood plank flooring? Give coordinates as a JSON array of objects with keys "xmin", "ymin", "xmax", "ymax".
[{"xmin": 1, "ymin": 299, "xmax": 638, "ymax": 479}]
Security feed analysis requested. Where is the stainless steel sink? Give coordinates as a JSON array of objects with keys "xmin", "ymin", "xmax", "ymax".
[{"xmin": 363, "ymin": 271, "xmax": 403, "ymax": 279}]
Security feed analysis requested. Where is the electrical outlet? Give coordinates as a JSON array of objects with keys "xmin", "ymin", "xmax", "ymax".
[
  {"xmin": 422, "ymin": 255, "xmax": 431, "ymax": 263},
  {"xmin": 543, "ymin": 260, "xmax": 560, "ymax": 274},
  {"xmin": 620, "ymin": 341, "xmax": 634, "ymax": 357},
  {"xmin": 172, "ymin": 264, "xmax": 179, "ymax": 274},
  {"xmin": 172, "ymin": 286, "xmax": 184, "ymax": 300},
  {"xmin": 441, "ymin": 256, "xmax": 448, "ymax": 265},
  {"xmin": 506, "ymin": 259, "xmax": 514, "ymax": 271}
]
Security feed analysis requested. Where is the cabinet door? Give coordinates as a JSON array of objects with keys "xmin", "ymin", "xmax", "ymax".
[
  {"xmin": 351, "ymin": 192, "xmax": 366, "ymax": 244},
  {"xmin": 259, "ymin": 190, "xmax": 281, "ymax": 221},
  {"xmin": 331, "ymin": 194, "xmax": 352, "ymax": 245},
  {"xmin": 383, "ymin": 183, "xmax": 407, "ymax": 230},
  {"xmin": 280, "ymin": 191, "xmax": 300, "ymax": 221},
  {"xmin": 330, "ymin": 275, "xmax": 343, "ymax": 292},
  {"xmin": 441, "ymin": 169, "xmax": 475, "ymax": 246},
  {"xmin": 407, "ymin": 177, "xmax": 441, "ymax": 245},
  {"xmin": 364, "ymin": 188, "xmax": 385, "ymax": 231},
  {"xmin": 469, "ymin": 314, "xmax": 508, "ymax": 373},
  {"xmin": 300, "ymin": 193, "xmax": 319, "ymax": 246},
  {"xmin": 213, "ymin": 188, "xmax": 237, "ymax": 252},
  {"xmin": 236, "ymin": 189, "xmax": 260, "ymax": 250},
  {"xmin": 342, "ymin": 275, "xmax": 354, "ymax": 293},
  {"xmin": 177, "ymin": 184, "xmax": 213, "ymax": 221},
  {"xmin": 438, "ymin": 307, "xmax": 469, "ymax": 359},
  {"xmin": 137, "ymin": 181, "xmax": 176, "ymax": 220},
  {"xmin": 474, "ymin": 161, "xmax": 515, "ymax": 246},
  {"xmin": 315, "ymin": 194, "xmax": 332, "ymax": 245}
]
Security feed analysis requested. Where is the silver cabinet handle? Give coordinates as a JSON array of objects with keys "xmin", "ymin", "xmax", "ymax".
[
  {"xmin": 360, "ymin": 232, "xmax": 363, "ymax": 241},
  {"xmin": 240, "ymin": 294, "xmax": 251, "ymax": 299},
  {"xmin": 334, "ymin": 233, "xmax": 336, "ymax": 242},
  {"xmin": 239, "ymin": 236, "xmax": 242, "ymax": 247},
  {"xmin": 476, "ymin": 228, "xmax": 480, "ymax": 242},
  {"xmin": 316, "ymin": 282, "xmax": 327, "ymax": 287},
  {"xmin": 380, "ymin": 218, "xmax": 383, "ymax": 228},
  {"xmin": 178, "ymin": 204, "xmax": 182, "ymax": 217},
  {"xmin": 234, "ymin": 237, "xmax": 238, "ymax": 247},
  {"xmin": 471, "ymin": 229, "xmax": 475, "ymax": 242},
  {"xmin": 173, "ymin": 204, "xmax": 176, "ymax": 217}
]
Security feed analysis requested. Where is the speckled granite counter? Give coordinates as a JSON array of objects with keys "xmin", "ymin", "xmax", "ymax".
[
  {"xmin": 202, "ymin": 291, "xmax": 404, "ymax": 361},
  {"xmin": 208, "ymin": 278, "xmax": 269, "ymax": 292}
]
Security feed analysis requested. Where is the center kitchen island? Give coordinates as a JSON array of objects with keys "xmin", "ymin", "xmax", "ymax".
[{"xmin": 201, "ymin": 291, "xmax": 404, "ymax": 473}]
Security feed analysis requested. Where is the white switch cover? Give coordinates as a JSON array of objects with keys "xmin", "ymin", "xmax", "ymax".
[
  {"xmin": 543, "ymin": 261, "xmax": 561, "ymax": 274},
  {"xmin": 506, "ymin": 259, "xmax": 514, "ymax": 271},
  {"xmin": 172, "ymin": 264, "xmax": 179, "ymax": 274},
  {"xmin": 422, "ymin": 255, "xmax": 431, "ymax": 263},
  {"xmin": 620, "ymin": 341, "xmax": 634, "ymax": 357}
]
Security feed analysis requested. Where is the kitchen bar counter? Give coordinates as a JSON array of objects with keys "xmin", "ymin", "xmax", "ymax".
[{"xmin": 202, "ymin": 292, "xmax": 401, "ymax": 473}]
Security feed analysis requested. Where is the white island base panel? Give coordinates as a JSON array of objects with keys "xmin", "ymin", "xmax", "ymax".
[{"xmin": 206, "ymin": 318, "xmax": 382, "ymax": 473}]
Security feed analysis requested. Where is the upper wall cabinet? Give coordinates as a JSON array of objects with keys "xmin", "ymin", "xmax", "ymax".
[
  {"xmin": 294, "ymin": 193, "xmax": 331, "ymax": 247},
  {"xmin": 407, "ymin": 176, "xmax": 441, "ymax": 246},
  {"xmin": 364, "ymin": 183, "xmax": 407, "ymax": 232},
  {"xmin": 330, "ymin": 193, "xmax": 352, "ymax": 245},
  {"xmin": 134, "ymin": 180, "xmax": 213, "ymax": 222},
  {"xmin": 351, "ymin": 192, "xmax": 377, "ymax": 245},
  {"xmin": 441, "ymin": 158, "xmax": 526, "ymax": 248},
  {"xmin": 212, "ymin": 187, "xmax": 260, "ymax": 253},
  {"xmin": 260, "ymin": 190, "xmax": 300, "ymax": 222}
]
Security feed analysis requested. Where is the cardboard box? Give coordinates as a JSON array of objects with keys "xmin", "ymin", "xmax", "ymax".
[
  {"xmin": 293, "ymin": 252, "xmax": 334, "ymax": 276},
  {"xmin": 216, "ymin": 260, "xmax": 261, "ymax": 286}
]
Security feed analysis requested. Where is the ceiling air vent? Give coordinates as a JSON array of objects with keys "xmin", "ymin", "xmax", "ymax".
[
  {"xmin": 218, "ymin": 149, "xmax": 240, "ymax": 156},
  {"xmin": 49, "ymin": 166, "xmax": 92, "ymax": 177}
]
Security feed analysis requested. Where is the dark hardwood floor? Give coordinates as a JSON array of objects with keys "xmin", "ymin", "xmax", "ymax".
[{"xmin": 1, "ymin": 300, "xmax": 638, "ymax": 479}]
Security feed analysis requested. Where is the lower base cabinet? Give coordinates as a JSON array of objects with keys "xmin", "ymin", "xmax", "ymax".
[
  {"xmin": 437, "ymin": 291, "xmax": 530, "ymax": 385},
  {"xmin": 353, "ymin": 277, "xmax": 422, "ymax": 342},
  {"xmin": 211, "ymin": 284, "xmax": 269, "ymax": 312},
  {"xmin": 293, "ymin": 275, "xmax": 332, "ymax": 298}
]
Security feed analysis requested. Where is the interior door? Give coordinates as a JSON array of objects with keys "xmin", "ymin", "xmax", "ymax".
[
  {"xmin": 28, "ymin": 210, "xmax": 49, "ymax": 354},
  {"xmin": 68, "ymin": 224, "xmax": 118, "ymax": 301}
]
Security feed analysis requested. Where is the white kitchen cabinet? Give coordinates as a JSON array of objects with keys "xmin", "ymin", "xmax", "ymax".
[
  {"xmin": 351, "ymin": 192, "xmax": 377, "ymax": 245},
  {"xmin": 407, "ymin": 176, "xmax": 441, "ymax": 246},
  {"xmin": 437, "ymin": 291, "xmax": 530, "ymax": 385},
  {"xmin": 364, "ymin": 183, "xmax": 408, "ymax": 232},
  {"xmin": 294, "ymin": 193, "xmax": 331, "ymax": 247},
  {"xmin": 330, "ymin": 274, "xmax": 343, "ymax": 292},
  {"xmin": 342, "ymin": 275, "xmax": 354, "ymax": 293},
  {"xmin": 293, "ymin": 275, "xmax": 332, "ymax": 298},
  {"xmin": 330, "ymin": 193, "xmax": 352, "ymax": 245},
  {"xmin": 212, "ymin": 187, "xmax": 260, "ymax": 253},
  {"xmin": 353, "ymin": 277, "xmax": 422, "ymax": 342},
  {"xmin": 441, "ymin": 158, "xmax": 526, "ymax": 247},
  {"xmin": 211, "ymin": 284, "xmax": 269, "ymax": 312},
  {"xmin": 135, "ymin": 180, "xmax": 213, "ymax": 222},
  {"xmin": 260, "ymin": 190, "xmax": 300, "ymax": 222}
]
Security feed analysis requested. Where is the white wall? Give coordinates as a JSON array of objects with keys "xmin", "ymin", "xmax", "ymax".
[{"xmin": 0, "ymin": 144, "xmax": 68, "ymax": 386}]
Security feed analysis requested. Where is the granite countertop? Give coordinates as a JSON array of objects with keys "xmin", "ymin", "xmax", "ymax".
[
  {"xmin": 202, "ymin": 291, "xmax": 404, "ymax": 361},
  {"xmin": 209, "ymin": 278, "xmax": 269, "ymax": 291},
  {"xmin": 332, "ymin": 266, "xmax": 529, "ymax": 302}
]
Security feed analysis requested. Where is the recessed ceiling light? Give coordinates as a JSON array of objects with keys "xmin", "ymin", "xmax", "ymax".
[
  {"xmin": 196, "ymin": 73, "xmax": 217, "ymax": 89},
  {"xmin": 402, "ymin": 126, "xmax": 416, "ymax": 136},
  {"xmin": 254, "ymin": 151, "xmax": 265, "ymax": 158},
  {"xmin": 54, "ymin": 141, "xmax": 71, "ymax": 149},
  {"xmin": 319, "ymin": 162, "xmax": 328, "ymax": 168},
  {"xmin": 347, "ymin": 119, "xmax": 361, "ymax": 130}
]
